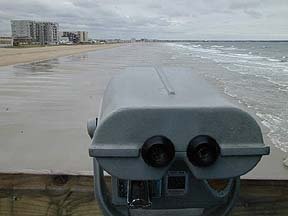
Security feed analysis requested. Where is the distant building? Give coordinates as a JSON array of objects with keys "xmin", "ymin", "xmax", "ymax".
[
  {"xmin": 61, "ymin": 31, "xmax": 88, "ymax": 44},
  {"xmin": 59, "ymin": 36, "xmax": 71, "ymax": 44},
  {"xmin": 11, "ymin": 20, "xmax": 32, "ymax": 39},
  {"xmin": 62, "ymin": 32, "xmax": 79, "ymax": 43},
  {"xmin": 36, "ymin": 22, "xmax": 59, "ymax": 45},
  {"xmin": 0, "ymin": 36, "xmax": 13, "ymax": 47},
  {"xmin": 77, "ymin": 31, "xmax": 88, "ymax": 43},
  {"xmin": 11, "ymin": 20, "xmax": 59, "ymax": 45}
]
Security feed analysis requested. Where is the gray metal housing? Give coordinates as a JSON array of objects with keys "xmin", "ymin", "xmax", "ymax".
[{"xmin": 89, "ymin": 67, "xmax": 269, "ymax": 180}]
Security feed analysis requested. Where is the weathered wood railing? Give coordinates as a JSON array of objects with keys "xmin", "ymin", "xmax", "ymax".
[{"xmin": 0, "ymin": 174, "xmax": 287, "ymax": 215}]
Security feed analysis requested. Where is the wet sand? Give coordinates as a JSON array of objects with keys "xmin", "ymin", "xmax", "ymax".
[
  {"xmin": 0, "ymin": 44, "xmax": 122, "ymax": 66},
  {"xmin": 0, "ymin": 43, "xmax": 287, "ymax": 179}
]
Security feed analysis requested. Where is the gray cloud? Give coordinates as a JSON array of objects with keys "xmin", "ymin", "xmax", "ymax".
[
  {"xmin": 0, "ymin": 0, "xmax": 287, "ymax": 39},
  {"xmin": 244, "ymin": 10, "xmax": 262, "ymax": 19}
]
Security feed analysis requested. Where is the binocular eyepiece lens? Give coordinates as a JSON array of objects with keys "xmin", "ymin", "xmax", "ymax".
[
  {"xmin": 141, "ymin": 136, "xmax": 175, "ymax": 167},
  {"xmin": 187, "ymin": 135, "xmax": 220, "ymax": 167}
]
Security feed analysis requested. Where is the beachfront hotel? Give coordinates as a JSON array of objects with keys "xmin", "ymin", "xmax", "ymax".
[{"xmin": 11, "ymin": 20, "xmax": 59, "ymax": 45}]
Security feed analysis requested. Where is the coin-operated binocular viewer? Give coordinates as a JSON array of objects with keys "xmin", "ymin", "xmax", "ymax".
[{"xmin": 88, "ymin": 67, "xmax": 269, "ymax": 216}]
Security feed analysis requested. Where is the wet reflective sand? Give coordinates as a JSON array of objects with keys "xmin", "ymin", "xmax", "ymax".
[
  {"xmin": 0, "ymin": 43, "xmax": 178, "ymax": 174},
  {"xmin": 0, "ymin": 43, "xmax": 287, "ymax": 179}
]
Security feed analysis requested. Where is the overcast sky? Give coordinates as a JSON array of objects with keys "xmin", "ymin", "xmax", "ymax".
[{"xmin": 0, "ymin": 0, "xmax": 287, "ymax": 40}]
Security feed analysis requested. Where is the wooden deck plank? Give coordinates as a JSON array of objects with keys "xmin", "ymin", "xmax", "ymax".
[{"xmin": 0, "ymin": 174, "xmax": 287, "ymax": 215}]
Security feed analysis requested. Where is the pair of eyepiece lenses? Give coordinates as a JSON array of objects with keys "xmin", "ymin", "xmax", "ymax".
[{"xmin": 141, "ymin": 135, "xmax": 220, "ymax": 168}]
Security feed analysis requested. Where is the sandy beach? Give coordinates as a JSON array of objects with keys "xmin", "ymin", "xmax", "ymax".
[
  {"xmin": 0, "ymin": 43, "xmax": 287, "ymax": 179},
  {"xmin": 0, "ymin": 44, "xmax": 122, "ymax": 66}
]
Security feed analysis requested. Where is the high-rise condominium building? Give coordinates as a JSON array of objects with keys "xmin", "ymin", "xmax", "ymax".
[
  {"xmin": 11, "ymin": 20, "xmax": 59, "ymax": 45},
  {"xmin": 78, "ymin": 31, "xmax": 88, "ymax": 43},
  {"xmin": 11, "ymin": 20, "xmax": 32, "ymax": 39}
]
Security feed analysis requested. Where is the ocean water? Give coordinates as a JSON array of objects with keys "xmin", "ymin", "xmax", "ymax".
[
  {"xmin": 168, "ymin": 41, "xmax": 288, "ymax": 152},
  {"xmin": 0, "ymin": 43, "xmax": 287, "ymax": 175}
]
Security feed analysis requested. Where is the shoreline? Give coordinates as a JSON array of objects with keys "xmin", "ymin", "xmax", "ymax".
[
  {"xmin": 198, "ymin": 60, "xmax": 288, "ymax": 180},
  {"xmin": 0, "ymin": 43, "xmax": 287, "ymax": 180},
  {"xmin": 0, "ymin": 44, "xmax": 124, "ymax": 67}
]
